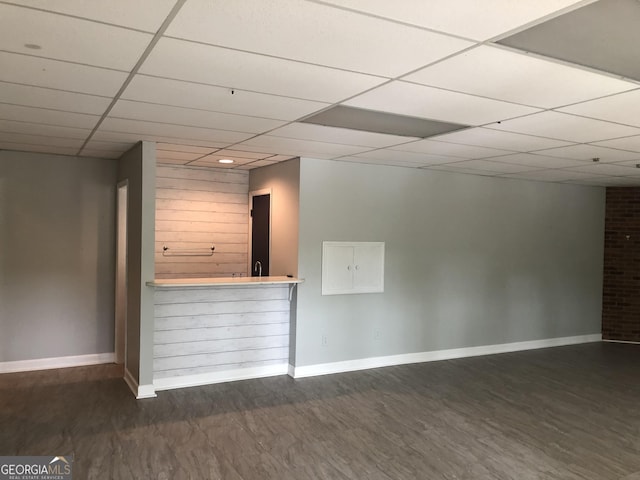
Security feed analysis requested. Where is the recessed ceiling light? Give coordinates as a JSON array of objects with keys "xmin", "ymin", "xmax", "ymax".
[{"xmin": 218, "ymin": 159, "xmax": 234, "ymax": 164}]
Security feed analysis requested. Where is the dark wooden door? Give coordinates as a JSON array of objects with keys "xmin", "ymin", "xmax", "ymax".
[{"xmin": 251, "ymin": 194, "xmax": 270, "ymax": 276}]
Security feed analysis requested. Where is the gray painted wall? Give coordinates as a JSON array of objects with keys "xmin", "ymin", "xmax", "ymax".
[
  {"xmin": 249, "ymin": 158, "xmax": 301, "ymax": 363},
  {"xmin": 0, "ymin": 150, "xmax": 116, "ymax": 362},
  {"xmin": 294, "ymin": 158, "xmax": 605, "ymax": 367},
  {"xmin": 117, "ymin": 142, "xmax": 156, "ymax": 385},
  {"xmin": 249, "ymin": 158, "xmax": 300, "ymax": 277}
]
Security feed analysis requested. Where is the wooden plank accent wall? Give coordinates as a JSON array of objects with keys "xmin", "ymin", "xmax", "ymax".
[
  {"xmin": 153, "ymin": 285, "xmax": 291, "ymax": 379},
  {"xmin": 155, "ymin": 165, "xmax": 249, "ymax": 278}
]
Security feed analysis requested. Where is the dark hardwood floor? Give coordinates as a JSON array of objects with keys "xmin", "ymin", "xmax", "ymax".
[{"xmin": 1, "ymin": 342, "xmax": 639, "ymax": 479}]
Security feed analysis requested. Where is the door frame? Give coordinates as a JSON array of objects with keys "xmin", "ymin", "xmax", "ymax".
[
  {"xmin": 115, "ymin": 180, "xmax": 129, "ymax": 367},
  {"xmin": 248, "ymin": 188, "xmax": 272, "ymax": 276}
]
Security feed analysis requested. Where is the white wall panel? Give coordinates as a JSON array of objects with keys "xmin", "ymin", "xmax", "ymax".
[
  {"xmin": 153, "ymin": 285, "xmax": 291, "ymax": 379},
  {"xmin": 155, "ymin": 311, "xmax": 290, "ymax": 331}
]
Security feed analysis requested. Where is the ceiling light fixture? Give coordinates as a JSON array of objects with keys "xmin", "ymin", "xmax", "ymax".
[
  {"xmin": 218, "ymin": 159, "xmax": 234, "ymax": 164},
  {"xmin": 302, "ymin": 105, "xmax": 468, "ymax": 138}
]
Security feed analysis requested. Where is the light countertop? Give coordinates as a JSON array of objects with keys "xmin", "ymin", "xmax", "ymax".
[{"xmin": 146, "ymin": 276, "xmax": 304, "ymax": 288}]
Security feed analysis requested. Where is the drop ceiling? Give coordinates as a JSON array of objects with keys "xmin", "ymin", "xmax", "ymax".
[{"xmin": 1, "ymin": 0, "xmax": 640, "ymax": 185}]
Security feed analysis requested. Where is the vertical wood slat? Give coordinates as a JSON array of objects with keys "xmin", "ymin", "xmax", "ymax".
[{"xmin": 155, "ymin": 165, "xmax": 249, "ymax": 278}]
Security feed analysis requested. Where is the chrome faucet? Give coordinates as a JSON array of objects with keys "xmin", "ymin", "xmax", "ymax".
[{"xmin": 254, "ymin": 260, "xmax": 262, "ymax": 277}]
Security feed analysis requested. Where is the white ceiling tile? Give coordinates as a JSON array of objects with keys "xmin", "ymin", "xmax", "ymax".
[
  {"xmin": 443, "ymin": 159, "xmax": 536, "ymax": 174},
  {"xmin": 91, "ymin": 130, "xmax": 230, "ymax": 149},
  {"xmin": 501, "ymin": 169, "xmax": 608, "ymax": 182},
  {"xmin": 109, "ymin": 100, "xmax": 285, "ymax": 134},
  {"xmin": 534, "ymin": 144, "xmax": 640, "ymax": 163},
  {"xmin": 213, "ymin": 149, "xmax": 273, "ymax": 160},
  {"xmin": 80, "ymin": 149, "xmax": 122, "ymax": 159},
  {"xmin": 157, "ymin": 157, "xmax": 191, "ymax": 165},
  {"xmin": 0, "ymin": 3, "xmax": 152, "ymax": 70},
  {"xmin": 268, "ymin": 155, "xmax": 297, "ymax": 163},
  {"xmin": 491, "ymin": 111, "xmax": 640, "ymax": 143},
  {"xmin": 0, "ymin": 52, "xmax": 128, "ymax": 96},
  {"xmin": 558, "ymin": 89, "xmax": 640, "ymax": 127},
  {"xmin": 567, "ymin": 176, "xmax": 640, "ymax": 186},
  {"xmin": 562, "ymin": 163, "xmax": 640, "ymax": 176},
  {"xmin": 432, "ymin": 127, "xmax": 573, "ymax": 151},
  {"xmin": 593, "ymin": 135, "xmax": 640, "ymax": 153},
  {"xmin": 344, "ymin": 81, "xmax": 540, "ymax": 126},
  {"xmin": 156, "ymin": 150, "xmax": 203, "ymax": 162},
  {"xmin": 423, "ymin": 164, "xmax": 498, "ymax": 176},
  {"xmin": 123, "ymin": 75, "xmax": 329, "ymax": 121},
  {"xmin": 404, "ymin": 45, "xmax": 636, "ymax": 108},
  {"xmin": 238, "ymin": 135, "xmax": 371, "ymax": 158},
  {"xmin": 0, "ymin": 119, "xmax": 90, "ymax": 139},
  {"xmin": 221, "ymin": 144, "xmax": 283, "ymax": 155},
  {"xmin": 98, "ymin": 118, "xmax": 254, "ymax": 144},
  {"xmin": 0, "ymin": 142, "xmax": 79, "ymax": 156},
  {"xmin": 242, "ymin": 159, "xmax": 278, "ymax": 167},
  {"xmin": 166, "ymin": 0, "xmax": 472, "ymax": 77},
  {"xmin": 264, "ymin": 155, "xmax": 296, "ymax": 162},
  {"xmin": 353, "ymin": 149, "xmax": 458, "ymax": 165},
  {"xmin": 202, "ymin": 162, "xmax": 250, "ymax": 170},
  {"xmin": 156, "ymin": 143, "xmax": 217, "ymax": 155},
  {"xmin": 0, "ymin": 131, "xmax": 83, "ymax": 149},
  {"xmin": 317, "ymin": 0, "xmax": 587, "ymax": 41},
  {"xmin": 0, "ymin": 82, "xmax": 110, "ymax": 115},
  {"xmin": 0, "ymin": 104, "xmax": 100, "ymax": 130},
  {"xmin": 190, "ymin": 156, "xmax": 255, "ymax": 167},
  {"xmin": 389, "ymin": 138, "xmax": 512, "ymax": 159},
  {"xmin": 82, "ymin": 140, "xmax": 132, "ymax": 153},
  {"xmin": 139, "ymin": 38, "xmax": 386, "ymax": 103},
  {"xmin": 481, "ymin": 153, "xmax": 587, "ymax": 168},
  {"xmin": 609, "ymin": 159, "xmax": 640, "ymax": 169},
  {"xmin": 341, "ymin": 157, "xmax": 427, "ymax": 168},
  {"xmin": 11, "ymin": 0, "xmax": 177, "ymax": 32},
  {"xmin": 233, "ymin": 159, "xmax": 280, "ymax": 169},
  {"xmin": 269, "ymin": 123, "xmax": 419, "ymax": 148}
]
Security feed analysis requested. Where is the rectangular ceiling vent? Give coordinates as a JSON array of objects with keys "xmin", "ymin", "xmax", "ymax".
[
  {"xmin": 301, "ymin": 105, "xmax": 469, "ymax": 138},
  {"xmin": 498, "ymin": 0, "xmax": 640, "ymax": 82}
]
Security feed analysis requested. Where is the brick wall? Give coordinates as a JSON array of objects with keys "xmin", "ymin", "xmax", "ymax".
[{"xmin": 602, "ymin": 187, "xmax": 640, "ymax": 342}]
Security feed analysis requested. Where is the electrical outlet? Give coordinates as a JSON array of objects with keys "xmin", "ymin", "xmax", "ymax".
[{"xmin": 322, "ymin": 334, "xmax": 328, "ymax": 346}]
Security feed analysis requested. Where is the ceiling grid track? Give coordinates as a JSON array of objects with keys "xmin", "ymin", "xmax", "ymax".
[{"xmin": 76, "ymin": 0, "xmax": 188, "ymax": 156}]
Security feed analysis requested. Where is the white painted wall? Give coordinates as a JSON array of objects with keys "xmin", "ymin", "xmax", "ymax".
[
  {"xmin": 0, "ymin": 150, "xmax": 116, "ymax": 362},
  {"xmin": 294, "ymin": 158, "xmax": 605, "ymax": 367}
]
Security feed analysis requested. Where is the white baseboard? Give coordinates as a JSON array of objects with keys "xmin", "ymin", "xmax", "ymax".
[
  {"xmin": 154, "ymin": 364, "xmax": 288, "ymax": 392},
  {"xmin": 287, "ymin": 364, "xmax": 295, "ymax": 377},
  {"xmin": 603, "ymin": 339, "xmax": 640, "ymax": 345},
  {"xmin": 290, "ymin": 334, "xmax": 602, "ymax": 379},
  {"xmin": 0, "ymin": 352, "xmax": 115, "ymax": 374},
  {"xmin": 137, "ymin": 384, "xmax": 157, "ymax": 399},
  {"xmin": 124, "ymin": 367, "xmax": 157, "ymax": 399}
]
